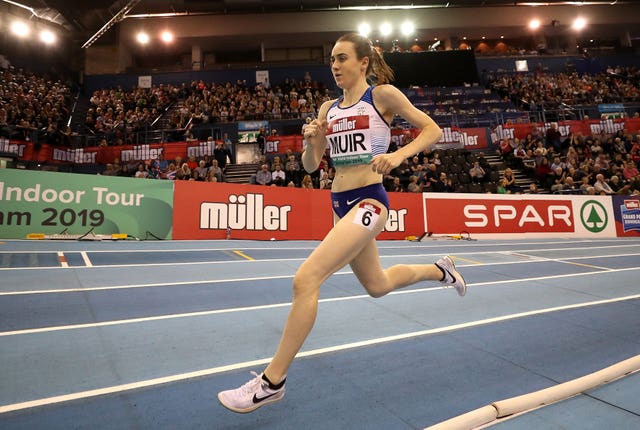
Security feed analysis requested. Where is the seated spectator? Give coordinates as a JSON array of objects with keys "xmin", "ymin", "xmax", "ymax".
[
  {"xmin": 469, "ymin": 161, "xmax": 486, "ymax": 183},
  {"xmin": 497, "ymin": 178, "xmax": 508, "ymax": 194},
  {"xmin": 433, "ymin": 172, "xmax": 454, "ymax": 192},
  {"xmin": 389, "ymin": 176, "xmax": 403, "ymax": 192},
  {"xmin": 549, "ymin": 167, "xmax": 567, "ymax": 193},
  {"xmin": 195, "ymin": 160, "xmax": 209, "ymax": 180},
  {"xmin": 534, "ymin": 141, "xmax": 548, "ymax": 158},
  {"xmin": 407, "ymin": 175, "xmax": 422, "ymax": 193},
  {"xmin": 502, "ymin": 168, "xmax": 522, "ymax": 193},
  {"xmin": 285, "ymin": 154, "xmax": 302, "ymax": 186},
  {"xmin": 319, "ymin": 171, "xmax": 332, "ymax": 190},
  {"xmin": 590, "ymin": 139, "xmax": 603, "ymax": 156},
  {"xmin": 408, "ymin": 156, "xmax": 422, "ymax": 174},
  {"xmin": 300, "ymin": 174, "xmax": 314, "ymax": 189},
  {"xmin": 186, "ymin": 155, "xmax": 198, "ymax": 170},
  {"xmin": 477, "ymin": 152, "xmax": 491, "ymax": 172},
  {"xmin": 609, "ymin": 175, "xmax": 631, "ymax": 195},
  {"xmin": 513, "ymin": 143, "xmax": 526, "ymax": 167},
  {"xmin": 623, "ymin": 160, "xmax": 639, "ymax": 182},
  {"xmin": 593, "ymin": 173, "xmax": 614, "ymax": 195},
  {"xmin": 256, "ymin": 164, "xmax": 272, "ymax": 185},
  {"xmin": 579, "ymin": 176, "xmax": 591, "ymax": 194},
  {"xmin": 550, "ymin": 156, "xmax": 567, "ymax": 173},
  {"xmin": 163, "ymin": 163, "xmax": 177, "ymax": 180},
  {"xmin": 205, "ymin": 169, "xmax": 219, "ymax": 182},
  {"xmin": 209, "ymin": 160, "xmax": 224, "ymax": 182},
  {"xmin": 157, "ymin": 152, "xmax": 169, "ymax": 173},
  {"xmin": 272, "ymin": 164, "xmax": 286, "ymax": 186},
  {"xmin": 134, "ymin": 163, "xmax": 149, "ymax": 179},
  {"xmin": 176, "ymin": 163, "xmax": 191, "ymax": 180}
]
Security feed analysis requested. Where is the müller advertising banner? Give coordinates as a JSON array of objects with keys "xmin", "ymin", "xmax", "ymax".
[
  {"xmin": 0, "ymin": 169, "xmax": 174, "ymax": 239},
  {"xmin": 171, "ymin": 181, "xmax": 425, "ymax": 240}
]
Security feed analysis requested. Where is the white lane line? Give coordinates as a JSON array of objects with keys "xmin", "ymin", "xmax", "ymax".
[
  {"xmin": 1, "ymin": 266, "xmax": 639, "ymax": 337},
  {"xmin": 0, "ymin": 273, "xmax": 301, "ymax": 296},
  {"xmin": 0, "ymin": 244, "xmax": 638, "ymax": 273},
  {"xmin": 2, "ymin": 292, "xmax": 640, "ymax": 414},
  {"xmin": 498, "ymin": 251, "xmax": 618, "ymax": 271},
  {"xmin": 57, "ymin": 252, "xmax": 68, "ymax": 268},
  {"xmin": 0, "ymin": 241, "xmax": 638, "ymax": 255},
  {"xmin": 1, "ymin": 253, "xmax": 639, "ymax": 296},
  {"xmin": 80, "ymin": 251, "xmax": 93, "ymax": 267}
]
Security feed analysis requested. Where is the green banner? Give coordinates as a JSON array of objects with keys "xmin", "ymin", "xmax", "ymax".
[{"xmin": 0, "ymin": 169, "xmax": 174, "ymax": 239}]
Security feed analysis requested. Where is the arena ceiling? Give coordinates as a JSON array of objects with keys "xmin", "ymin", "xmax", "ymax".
[{"xmin": 5, "ymin": 1, "xmax": 640, "ymax": 52}]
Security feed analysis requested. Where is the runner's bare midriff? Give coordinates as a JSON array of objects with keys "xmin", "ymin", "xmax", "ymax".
[{"xmin": 331, "ymin": 163, "xmax": 382, "ymax": 193}]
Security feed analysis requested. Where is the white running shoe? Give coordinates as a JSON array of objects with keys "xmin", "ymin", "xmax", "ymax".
[
  {"xmin": 435, "ymin": 255, "xmax": 467, "ymax": 296},
  {"xmin": 218, "ymin": 371, "xmax": 286, "ymax": 413}
]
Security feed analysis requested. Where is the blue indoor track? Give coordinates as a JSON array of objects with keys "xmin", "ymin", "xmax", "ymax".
[{"xmin": 1, "ymin": 237, "xmax": 639, "ymax": 429}]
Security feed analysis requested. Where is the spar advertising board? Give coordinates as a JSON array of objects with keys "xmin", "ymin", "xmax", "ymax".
[
  {"xmin": 422, "ymin": 193, "xmax": 617, "ymax": 238},
  {"xmin": 171, "ymin": 181, "xmax": 425, "ymax": 240}
]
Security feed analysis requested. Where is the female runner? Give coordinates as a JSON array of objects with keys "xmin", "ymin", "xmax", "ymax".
[{"xmin": 218, "ymin": 32, "xmax": 467, "ymax": 413}]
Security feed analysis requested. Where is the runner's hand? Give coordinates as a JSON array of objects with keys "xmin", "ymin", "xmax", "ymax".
[
  {"xmin": 371, "ymin": 152, "xmax": 404, "ymax": 175},
  {"xmin": 303, "ymin": 119, "xmax": 327, "ymax": 147}
]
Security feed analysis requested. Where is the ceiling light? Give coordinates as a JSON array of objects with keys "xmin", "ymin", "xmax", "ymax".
[
  {"xmin": 10, "ymin": 21, "xmax": 30, "ymax": 38},
  {"xmin": 572, "ymin": 17, "xmax": 587, "ymax": 30},
  {"xmin": 400, "ymin": 21, "xmax": 414, "ymax": 36},
  {"xmin": 380, "ymin": 23, "xmax": 392, "ymax": 37},
  {"xmin": 40, "ymin": 30, "xmax": 56, "ymax": 44},
  {"xmin": 136, "ymin": 32, "xmax": 150, "ymax": 44},
  {"xmin": 160, "ymin": 31, "xmax": 173, "ymax": 43},
  {"xmin": 358, "ymin": 23, "xmax": 371, "ymax": 37}
]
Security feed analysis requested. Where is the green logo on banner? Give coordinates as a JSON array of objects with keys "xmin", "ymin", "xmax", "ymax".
[{"xmin": 580, "ymin": 200, "xmax": 608, "ymax": 233}]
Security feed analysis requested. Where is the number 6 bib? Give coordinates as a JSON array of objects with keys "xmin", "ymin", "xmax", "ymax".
[{"xmin": 353, "ymin": 202, "xmax": 381, "ymax": 231}]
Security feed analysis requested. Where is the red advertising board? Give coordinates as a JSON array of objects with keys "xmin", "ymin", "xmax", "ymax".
[
  {"xmin": 391, "ymin": 127, "xmax": 489, "ymax": 150},
  {"xmin": 424, "ymin": 194, "xmax": 575, "ymax": 234},
  {"xmin": 265, "ymin": 135, "xmax": 304, "ymax": 154},
  {"xmin": 172, "ymin": 181, "xmax": 424, "ymax": 240},
  {"xmin": 378, "ymin": 191, "xmax": 426, "ymax": 240},
  {"xmin": 491, "ymin": 118, "xmax": 640, "ymax": 144}
]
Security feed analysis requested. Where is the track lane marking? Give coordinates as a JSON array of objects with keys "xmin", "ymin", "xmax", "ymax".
[
  {"xmin": 57, "ymin": 252, "xmax": 68, "ymax": 268},
  {"xmin": 2, "ymin": 292, "xmax": 640, "ymax": 414},
  {"xmin": 232, "ymin": 250, "xmax": 254, "ymax": 260},
  {"xmin": 1, "ymin": 254, "xmax": 638, "ymax": 296},
  {"xmin": 1, "ymin": 246, "xmax": 639, "ymax": 272},
  {"xmin": 80, "ymin": 251, "xmax": 93, "ymax": 267},
  {"xmin": 1, "ymin": 266, "xmax": 639, "ymax": 337}
]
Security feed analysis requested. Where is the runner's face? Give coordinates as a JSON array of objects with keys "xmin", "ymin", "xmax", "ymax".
[{"xmin": 330, "ymin": 41, "xmax": 367, "ymax": 90}]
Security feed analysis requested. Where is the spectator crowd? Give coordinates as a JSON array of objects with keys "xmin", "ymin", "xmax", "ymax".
[
  {"xmin": 3, "ymin": 61, "xmax": 639, "ymax": 196},
  {"xmin": 489, "ymin": 68, "xmax": 640, "ymax": 111},
  {"xmin": 496, "ymin": 122, "xmax": 640, "ymax": 196},
  {"xmin": 0, "ymin": 66, "xmax": 74, "ymax": 145},
  {"xmin": 167, "ymin": 75, "xmax": 331, "ymax": 128}
]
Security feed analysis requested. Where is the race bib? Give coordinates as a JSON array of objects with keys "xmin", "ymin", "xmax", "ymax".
[
  {"xmin": 326, "ymin": 115, "xmax": 372, "ymax": 166},
  {"xmin": 353, "ymin": 202, "xmax": 381, "ymax": 231}
]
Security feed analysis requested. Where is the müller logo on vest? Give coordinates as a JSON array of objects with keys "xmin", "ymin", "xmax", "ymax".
[{"xmin": 327, "ymin": 115, "xmax": 370, "ymax": 155}]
